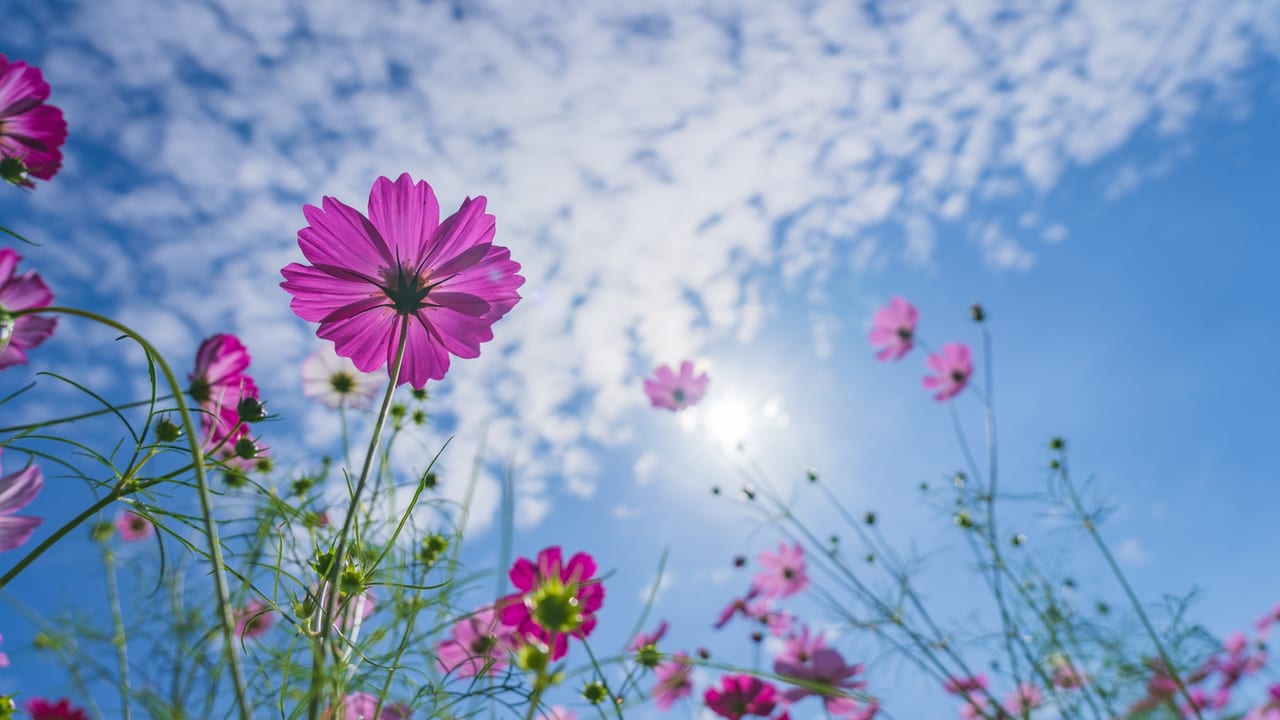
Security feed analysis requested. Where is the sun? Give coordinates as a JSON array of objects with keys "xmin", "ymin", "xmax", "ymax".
[{"xmin": 683, "ymin": 395, "xmax": 755, "ymax": 452}]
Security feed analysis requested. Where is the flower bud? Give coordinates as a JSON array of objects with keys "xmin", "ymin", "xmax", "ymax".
[
  {"xmin": 90, "ymin": 520, "xmax": 115, "ymax": 543},
  {"xmin": 237, "ymin": 397, "xmax": 266, "ymax": 424},
  {"xmin": 155, "ymin": 417, "xmax": 182, "ymax": 442},
  {"xmin": 582, "ymin": 681, "xmax": 608, "ymax": 704},
  {"xmin": 970, "ymin": 303, "xmax": 986, "ymax": 322},
  {"xmin": 234, "ymin": 437, "xmax": 258, "ymax": 460}
]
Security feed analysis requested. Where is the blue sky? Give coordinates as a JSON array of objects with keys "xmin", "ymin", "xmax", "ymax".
[{"xmin": 2, "ymin": 1, "xmax": 1280, "ymax": 718}]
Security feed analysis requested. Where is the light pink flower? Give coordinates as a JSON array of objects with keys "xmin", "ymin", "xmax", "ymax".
[
  {"xmin": 774, "ymin": 644, "xmax": 866, "ymax": 707},
  {"xmin": 630, "ymin": 620, "xmax": 669, "ymax": 651},
  {"xmin": 826, "ymin": 698, "xmax": 879, "ymax": 720},
  {"xmin": 539, "ymin": 706, "xmax": 576, "ymax": 720},
  {"xmin": 754, "ymin": 542, "xmax": 808, "ymax": 599},
  {"xmin": 498, "ymin": 546, "xmax": 604, "ymax": 661},
  {"xmin": 643, "ymin": 360, "xmax": 709, "ymax": 411},
  {"xmin": 0, "ymin": 55, "xmax": 67, "ymax": 186},
  {"xmin": 943, "ymin": 675, "xmax": 989, "ymax": 698},
  {"xmin": 0, "ymin": 632, "xmax": 8, "ymax": 667},
  {"xmin": 280, "ymin": 174, "xmax": 524, "ymax": 389},
  {"xmin": 323, "ymin": 692, "xmax": 409, "ymax": 720},
  {"xmin": 704, "ymin": 674, "xmax": 778, "ymax": 720},
  {"xmin": 1214, "ymin": 631, "xmax": 1266, "ymax": 690},
  {"xmin": 775, "ymin": 625, "xmax": 826, "ymax": 668},
  {"xmin": 188, "ymin": 334, "xmax": 260, "ymax": 448},
  {"xmin": 1181, "ymin": 687, "xmax": 1229, "ymax": 717},
  {"xmin": 1244, "ymin": 685, "xmax": 1280, "ymax": 720},
  {"xmin": 436, "ymin": 606, "xmax": 515, "ymax": 678},
  {"xmin": 0, "ymin": 249, "xmax": 56, "ymax": 370},
  {"xmin": 1001, "ymin": 683, "xmax": 1042, "ymax": 716},
  {"xmin": 1051, "ymin": 662, "xmax": 1087, "ymax": 690},
  {"xmin": 714, "ymin": 587, "xmax": 762, "ymax": 629},
  {"xmin": 959, "ymin": 697, "xmax": 999, "ymax": 720},
  {"xmin": 234, "ymin": 598, "xmax": 273, "ymax": 641},
  {"xmin": 301, "ymin": 344, "xmax": 382, "ymax": 410},
  {"xmin": 868, "ymin": 297, "xmax": 918, "ymax": 361},
  {"xmin": 0, "ymin": 449, "xmax": 42, "ymax": 552},
  {"xmin": 922, "ymin": 342, "xmax": 972, "ymax": 401},
  {"xmin": 653, "ymin": 651, "xmax": 694, "ymax": 710},
  {"xmin": 115, "ymin": 510, "xmax": 153, "ymax": 542},
  {"xmin": 1256, "ymin": 604, "xmax": 1280, "ymax": 638}
]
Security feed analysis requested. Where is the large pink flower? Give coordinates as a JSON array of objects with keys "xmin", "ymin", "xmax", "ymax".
[
  {"xmin": 234, "ymin": 598, "xmax": 274, "ymax": 641},
  {"xmin": 323, "ymin": 692, "xmax": 409, "ymax": 720},
  {"xmin": 436, "ymin": 606, "xmax": 516, "ymax": 678},
  {"xmin": 922, "ymin": 342, "xmax": 972, "ymax": 402},
  {"xmin": 774, "ymin": 644, "xmax": 866, "ymax": 707},
  {"xmin": 704, "ymin": 674, "xmax": 779, "ymax": 720},
  {"xmin": 644, "ymin": 360, "xmax": 709, "ymax": 411},
  {"xmin": 0, "ymin": 449, "xmax": 42, "ymax": 552},
  {"xmin": 0, "ymin": 55, "xmax": 67, "ymax": 186},
  {"xmin": 280, "ymin": 174, "xmax": 524, "ymax": 389},
  {"xmin": 498, "ymin": 546, "xmax": 604, "ymax": 661},
  {"xmin": 0, "ymin": 248, "xmax": 56, "ymax": 370},
  {"xmin": 753, "ymin": 542, "xmax": 809, "ymax": 599},
  {"xmin": 653, "ymin": 651, "xmax": 694, "ymax": 710},
  {"xmin": 188, "ymin": 334, "xmax": 260, "ymax": 448},
  {"xmin": 868, "ymin": 297, "xmax": 918, "ymax": 361}
]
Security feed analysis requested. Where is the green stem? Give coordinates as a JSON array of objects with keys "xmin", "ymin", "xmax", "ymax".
[
  {"xmin": 0, "ymin": 395, "xmax": 176, "ymax": 435},
  {"xmin": 101, "ymin": 542, "xmax": 134, "ymax": 720},
  {"xmin": 6, "ymin": 306, "xmax": 252, "ymax": 720},
  {"xmin": 308, "ymin": 317, "xmax": 410, "ymax": 720}
]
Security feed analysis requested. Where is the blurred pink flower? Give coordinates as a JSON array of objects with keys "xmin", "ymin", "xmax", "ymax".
[
  {"xmin": 301, "ymin": 344, "xmax": 383, "ymax": 409},
  {"xmin": 754, "ymin": 542, "xmax": 809, "ymax": 599},
  {"xmin": 1256, "ymin": 604, "xmax": 1280, "ymax": 638},
  {"xmin": 499, "ymin": 546, "xmax": 604, "ymax": 661},
  {"xmin": 1215, "ymin": 631, "xmax": 1266, "ymax": 690},
  {"xmin": 24, "ymin": 698, "xmax": 88, "ymax": 720},
  {"xmin": 714, "ymin": 587, "xmax": 762, "ymax": 629},
  {"xmin": 644, "ymin": 360, "xmax": 709, "ymax": 411},
  {"xmin": 0, "ymin": 632, "xmax": 8, "ymax": 667},
  {"xmin": 630, "ymin": 620, "xmax": 669, "ymax": 651},
  {"xmin": 115, "ymin": 510, "xmax": 153, "ymax": 542},
  {"xmin": 0, "ymin": 54, "xmax": 67, "ymax": 186},
  {"xmin": 437, "ymin": 606, "xmax": 516, "ymax": 678},
  {"xmin": 1181, "ymin": 687, "xmax": 1229, "ymax": 717},
  {"xmin": 0, "ymin": 449, "xmax": 42, "ymax": 552},
  {"xmin": 539, "ymin": 706, "xmax": 576, "ymax": 720},
  {"xmin": 1244, "ymin": 685, "xmax": 1280, "ymax": 720},
  {"xmin": 775, "ymin": 625, "xmax": 826, "ymax": 668},
  {"xmin": 774, "ymin": 644, "xmax": 866, "ymax": 707},
  {"xmin": 653, "ymin": 651, "xmax": 694, "ymax": 710},
  {"xmin": 943, "ymin": 675, "xmax": 989, "ymax": 697},
  {"xmin": 188, "ymin": 334, "xmax": 259, "ymax": 448},
  {"xmin": 0, "ymin": 248, "xmax": 56, "ymax": 369},
  {"xmin": 1001, "ymin": 683, "xmax": 1043, "ymax": 716},
  {"xmin": 704, "ymin": 674, "xmax": 779, "ymax": 720},
  {"xmin": 922, "ymin": 342, "xmax": 972, "ymax": 401},
  {"xmin": 324, "ymin": 692, "xmax": 409, "ymax": 720},
  {"xmin": 281, "ymin": 174, "xmax": 524, "ymax": 389},
  {"xmin": 1051, "ymin": 662, "xmax": 1087, "ymax": 690},
  {"xmin": 234, "ymin": 598, "xmax": 273, "ymax": 641},
  {"xmin": 868, "ymin": 297, "xmax": 918, "ymax": 361}
]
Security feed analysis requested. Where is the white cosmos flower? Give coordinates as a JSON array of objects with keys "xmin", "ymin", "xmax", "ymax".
[{"xmin": 301, "ymin": 345, "xmax": 383, "ymax": 410}]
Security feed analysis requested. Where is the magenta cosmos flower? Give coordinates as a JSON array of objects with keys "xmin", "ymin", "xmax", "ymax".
[
  {"xmin": 499, "ymin": 546, "xmax": 604, "ymax": 661},
  {"xmin": 704, "ymin": 674, "xmax": 779, "ymax": 720},
  {"xmin": 653, "ymin": 651, "xmax": 694, "ymax": 710},
  {"xmin": 0, "ymin": 248, "xmax": 56, "ymax": 370},
  {"xmin": 774, "ymin": 643, "xmax": 866, "ymax": 707},
  {"xmin": 280, "ymin": 174, "xmax": 524, "ymax": 389},
  {"xmin": 868, "ymin": 297, "xmax": 918, "ymax": 361},
  {"xmin": 188, "ymin": 334, "xmax": 260, "ymax": 447},
  {"xmin": 437, "ymin": 606, "xmax": 517, "ymax": 678},
  {"xmin": 754, "ymin": 542, "xmax": 809, "ymax": 599},
  {"xmin": 115, "ymin": 510, "xmax": 153, "ymax": 542},
  {"xmin": 234, "ymin": 598, "xmax": 274, "ymax": 641},
  {"xmin": 24, "ymin": 698, "xmax": 88, "ymax": 720},
  {"xmin": 1001, "ymin": 683, "xmax": 1043, "ymax": 716},
  {"xmin": 0, "ymin": 449, "xmax": 42, "ymax": 552},
  {"xmin": 630, "ymin": 619, "xmax": 669, "ymax": 652},
  {"xmin": 0, "ymin": 55, "xmax": 67, "ymax": 187},
  {"xmin": 323, "ymin": 692, "xmax": 409, "ymax": 720},
  {"xmin": 644, "ymin": 360, "xmax": 709, "ymax": 411},
  {"xmin": 922, "ymin": 342, "xmax": 972, "ymax": 402}
]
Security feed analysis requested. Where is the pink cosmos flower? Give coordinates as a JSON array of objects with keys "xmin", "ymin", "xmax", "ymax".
[
  {"xmin": 188, "ymin": 334, "xmax": 260, "ymax": 448},
  {"xmin": 280, "ymin": 174, "xmax": 524, "ymax": 389},
  {"xmin": 1214, "ymin": 632, "xmax": 1266, "ymax": 690},
  {"xmin": 1001, "ymin": 683, "xmax": 1043, "ymax": 716},
  {"xmin": 499, "ymin": 546, "xmax": 604, "ymax": 661},
  {"xmin": 0, "ymin": 449, "xmax": 42, "ymax": 552},
  {"xmin": 115, "ymin": 510, "xmax": 153, "ymax": 542},
  {"xmin": 868, "ymin": 297, "xmax": 918, "ymax": 361},
  {"xmin": 825, "ymin": 698, "xmax": 879, "ymax": 720},
  {"xmin": 539, "ymin": 706, "xmax": 576, "ymax": 720},
  {"xmin": 437, "ymin": 606, "xmax": 516, "ymax": 678},
  {"xmin": 323, "ymin": 692, "xmax": 409, "ymax": 720},
  {"xmin": 643, "ymin": 360, "xmax": 709, "ymax": 411},
  {"xmin": 1181, "ymin": 687, "xmax": 1229, "ymax": 717},
  {"xmin": 743, "ymin": 598, "xmax": 793, "ymax": 637},
  {"xmin": 775, "ymin": 625, "xmax": 826, "ymax": 668},
  {"xmin": 0, "ymin": 632, "xmax": 8, "ymax": 667},
  {"xmin": 0, "ymin": 55, "xmax": 67, "ymax": 186},
  {"xmin": 24, "ymin": 698, "xmax": 88, "ymax": 720},
  {"xmin": 0, "ymin": 248, "xmax": 56, "ymax": 369},
  {"xmin": 1051, "ymin": 662, "xmax": 1087, "ymax": 690},
  {"xmin": 959, "ymin": 697, "xmax": 1002, "ymax": 720},
  {"xmin": 1256, "ymin": 604, "xmax": 1280, "ymax": 638},
  {"xmin": 774, "ymin": 644, "xmax": 866, "ymax": 708},
  {"xmin": 753, "ymin": 542, "xmax": 809, "ymax": 599},
  {"xmin": 653, "ymin": 651, "xmax": 694, "ymax": 710},
  {"xmin": 704, "ymin": 674, "xmax": 779, "ymax": 720},
  {"xmin": 234, "ymin": 598, "xmax": 273, "ymax": 641},
  {"xmin": 714, "ymin": 587, "xmax": 762, "ymax": 629},
  {"xmin": 631, "ymin": 620, "xmax": 669, "ymax": 652},
  {"xmin": 1244, "ymin": 685, "xmax": 1280, "ymax": 720},
  {"xmin": 944, "ymin": 675, "xmax": 989, "ymax": 698},
  {"xmin": 922, "ymin": 342, "xmax": 972, "ymax": 401}
]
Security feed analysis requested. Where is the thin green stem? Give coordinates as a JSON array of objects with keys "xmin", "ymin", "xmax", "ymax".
[
  {"xmin": 7, "ymin": 306, "xmax": 252, "ymax": 720},
  {"xmin": 101, "ymin": 542, "xmax": 134, "ymax": 720},
  {"xmin": 0, "ymin": 395, "xmax": 176, "ymax": 435},
  {"xmin": 308, "ymin": 317, "xmax": 410, "ymax": 720}
]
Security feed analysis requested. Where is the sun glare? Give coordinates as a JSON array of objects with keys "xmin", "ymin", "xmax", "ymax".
[{"xmin": 683, "ymin": 395, "xmax": 755, "ymax": 452}]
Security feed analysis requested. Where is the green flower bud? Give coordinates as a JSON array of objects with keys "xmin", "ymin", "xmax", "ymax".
[
  {"xmin": 155, "ymin": 417, "xmax": 182, "ymax": 442},
  {"xmin": 582, "ymin": 681, "xmax": 608, "ymax": 704},
  {"xmin": 237, "ymin": 397, "xmax": 267, "ymax": 424}
]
